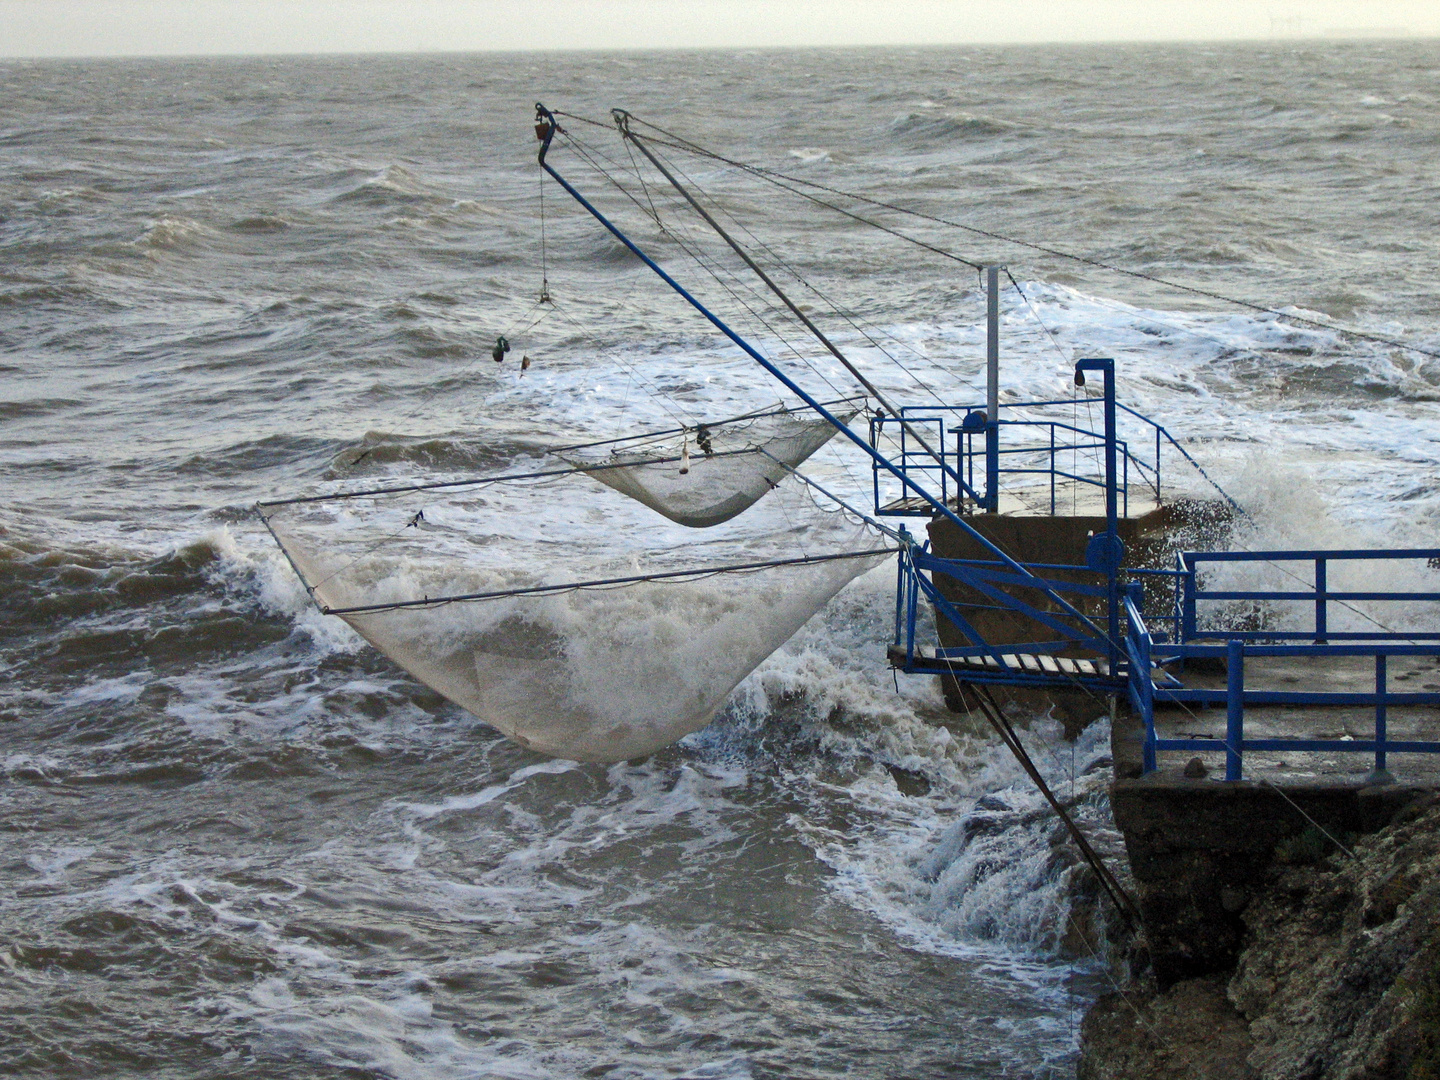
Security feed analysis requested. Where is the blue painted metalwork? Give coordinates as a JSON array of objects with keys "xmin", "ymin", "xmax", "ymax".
[
  {"xmin": 1074, "ymin": 358, "xmax": 1123, "ymax": 672},
  {"xmin": 891, "ymin": 545, "xmax": 1132, "ymax": 691},
  {"xmin": 1126, "ymin": 549, "xmax": 1440, "ymax": 779},
  {"xmin": 1225, "ymin": 639, "xmax": 1244, "ymax": 781},
  {"xmin": 536, "ymin": 104, "xmax": 1440, "ymax": 783},
  {"xmin": 869, "ymin": 401, "xmax": 1166, "ymax": 518}
]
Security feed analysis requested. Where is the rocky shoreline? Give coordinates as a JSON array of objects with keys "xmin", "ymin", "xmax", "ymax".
[{"xmin": 1078, "ymin": 793, "xmax": 1440, "ymax": 1080}]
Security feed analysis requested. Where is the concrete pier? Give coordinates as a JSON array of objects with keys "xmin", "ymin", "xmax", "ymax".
[
  {"xmin": 922, "ymin": 501, "xmax": 1440, "ymax": 984},
  {"xmin": 1111, "ymin": 656, "xmax": 1440, "ymax": 984}
]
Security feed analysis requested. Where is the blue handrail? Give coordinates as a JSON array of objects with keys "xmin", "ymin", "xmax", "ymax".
[
  {"xmin": 1130, "ymin": 548, "xmax": 1440, "ymax": 779},
  {"xmin": 871, "ymin": 397, "xmax": 1169, "ymax": 517}
]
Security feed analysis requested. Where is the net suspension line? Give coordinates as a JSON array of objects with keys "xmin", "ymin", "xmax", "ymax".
[
  {"xmin": 621, "ymin": 111, "xmax": 1440, "ymax": 364},
  {"xmin": 560, "ymin": 127, "xmax": 855, "ymax": 405},
  {"xmin": 538, "ymin": 104, "xmax": 1115, "ymax": 650},
  {"xmin": 615, "ymin": 112, "xmax": 971, "ymax": 499},
  {"xmin": 639, "ymin": 134, "xmax": 954, "ymax": 411}
]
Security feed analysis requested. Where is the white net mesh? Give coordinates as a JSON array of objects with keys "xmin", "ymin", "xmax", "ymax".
[
  {"xmin": 263, "ymin": 471, "xmax": 887, "ymax": 762},
  {"xmin": 560, "ymin": 407, "xmax": 855, "ymax": 528}
]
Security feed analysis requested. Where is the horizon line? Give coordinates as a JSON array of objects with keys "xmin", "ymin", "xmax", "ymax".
[{"xmin": 2, "ymin": 32, "xmax": 1436, "ymax": 63}]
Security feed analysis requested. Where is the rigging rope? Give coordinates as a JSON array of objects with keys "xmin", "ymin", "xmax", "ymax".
[
  {"xmin": 644, "ymin": 136, "xmax": 956, "ymax": 410},
  {"xmin": 342, "ymin": 298, "xmax": 556, "ymax": 470},
  {"xmin": 622, "ymin": 112, "xmax": 1440, "ymax": 363},
  {"xmin": 967, "ymin": 683, "xmax": 1142, "ymax": 932},
  {"xmin": 551, "ymin": 396, "xmax": 865, "ymax": 454},
  {"xmin": 559, "ymin": 129, "xmax": 855, "ymax": 403},
  {"xmin": 614, "ymin": 113, "xmax": 971, "ymax": 500}
]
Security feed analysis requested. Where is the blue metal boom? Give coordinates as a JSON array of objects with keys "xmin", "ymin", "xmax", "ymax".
[{"xmin": 533, "ymin": 103, "xmax": 1110, "ymax": 659}]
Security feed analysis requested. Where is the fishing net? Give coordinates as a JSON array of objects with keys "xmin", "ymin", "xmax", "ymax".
[
  {"xmin": 559, "ymin": 406, "xmax": 857, "ymax": 528},
  {"xmin": 261, "ymin": 470, "xmax": 889, "ymax": 762}
]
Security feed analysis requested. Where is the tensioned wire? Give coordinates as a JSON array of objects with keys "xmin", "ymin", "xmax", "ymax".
[
  {"xmin": 260, "ymin": 446, "xmax": 785, "ymax": 508},
  {"xmin": 636, "ymin": 120, "xmax": 1440, "ymax": 525},
  {"xmin": 588, "ymin": 121, "xmax": 987, "ymax": 511},
  {"xmin": 627, "ymin": 108, "xmax": 1440, "ymax": 516},
  {"xmin": 617, "ymin": 141, "xmax": 885, "ymax": 498},
  {"xmin": 558, "ymin": 127, "xmax": 856, "ymax": 405},
  {"xmin": 558, "ymin": 112, "xmax": 1002, "ymax": 518},
  {"xmin": 570, "ymin": 109, "xmax": 1229, "ymax": 516},
  {"xmin": 633, "ymin": 121, "xmax": 1263, "ymax": 514},
  {"xmin": 557, "ymin": 147, "xmax": 854, "ymax": 440},
  {"xmin": 638, "ymin": 133, "xmax": 957, "ymax": 411},
  {"xmin": 560, "ymin": 107, "xmax": 1433, "ymax": 517},
  {"xmin": 537, "ymin": 143, "xmax": 753, "ymax": 430},
  {"xmin": 263, "ymin": 463, "xmax": 897, "ymax": 615},
  {"xmin": 552, "ymin": 395, "xmax": 866, "ymax": 454},
  {"xmin": 309, "ymin": 545, "xmax": 898, "ymax": 616},
  {"xmin": 621, "ymin": 116, "xmax": 968, "ymax": 400},
  {"xmin": 569, "ymin": 115, "xmax": 939, "ymax": 432},
  {"xmin": 620, "ymin": 111, "xmax": 1440, "ymax": 364},
  {"xmin": 339, "ymin": 296, "xmax": 559, "ymax": 470},
  {"xmin": 559, "ymin": 125, "xmax": 892, "ymax": 503}
]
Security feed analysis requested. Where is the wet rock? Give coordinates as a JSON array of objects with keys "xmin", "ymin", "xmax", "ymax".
[
  {"xmin": 1079, "ymin": 974, "xmax": 1254, "ymax": 1080},
  {"xmin": 1080, "ymin": 798, "xmax": 1440, "ymax": 1079},
  {"xmin": 884, "ymin": 763, "xmax": 931, "ymax": 797}
]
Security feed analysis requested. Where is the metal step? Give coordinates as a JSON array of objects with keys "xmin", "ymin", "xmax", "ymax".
[{"xmin": 887, "ymin": 644, "xmax": 1112, "ymax": 680}]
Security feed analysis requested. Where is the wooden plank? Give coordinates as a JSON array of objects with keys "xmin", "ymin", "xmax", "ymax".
[
  {"xmin": 1020, "ymin": 654, "xmax": 1041, "ymax": 672},
  {"xmin": 1038, "ymin": 654, "xmax": 1060, "ymax": 674}
]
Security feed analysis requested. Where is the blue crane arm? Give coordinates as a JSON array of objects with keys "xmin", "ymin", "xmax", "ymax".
[{"xmin": 532, "ymin": 103, "xmax": 1110, "ymax": 648}]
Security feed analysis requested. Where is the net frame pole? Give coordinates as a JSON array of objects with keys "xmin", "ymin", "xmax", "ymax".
[{"xmin": 298, "ymin": 548, "xmax": 896, "ymax": 616}]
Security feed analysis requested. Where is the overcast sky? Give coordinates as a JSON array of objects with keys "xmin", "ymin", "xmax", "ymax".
[{"xmin": 2, "ymin": 0, "xmax": 1436, "ymax": 58}]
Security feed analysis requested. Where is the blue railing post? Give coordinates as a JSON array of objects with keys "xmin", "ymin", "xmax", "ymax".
[
  {"xmin": 1315, "ymin": 558, "xmax": 1328, "ymax": 644},
  {"xmin": 871, "ymin": 415, "xmax": 882, "ymax": 512},
  {"xmin": 939, "ymin": 420, "xmax": 949, "ymax": 507},
  {"xmin": 906, "ymin": 546, "xmax": 921, "ymax": 664},
  {"xmin": 1049, "ymin": 423, "xmax": 1056, "ymax": 514},
  {"xmin": 1155, "ymin": 425, "xmax": 1162, "ymax": 501},
  {"xmin": 1181, "ymin": 557, "xmax": 1197, "ymax": 642},
  {"xmin": 1226, "ymin": 639, "xmax": 1244, "ymax": 781},
  {"xmin": 1128, "ymin": 590, "xmax": 1159, "ymax": 775},
  {"xmin": 1372, "ymin": 653, "xmax": 1392, "ymax": 784},
  {"xmin": 893, "ymin": 545, "xmax": 906, "ymax": 648},
  {"xmin": 1122, "ymin": 449, "xmax": 1129, "ymax": 517}
]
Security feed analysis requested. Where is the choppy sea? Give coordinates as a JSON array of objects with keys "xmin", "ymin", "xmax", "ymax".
[{"xmin": 2, "ymin": 40, "xmax": 1439, "ymax": 1079}]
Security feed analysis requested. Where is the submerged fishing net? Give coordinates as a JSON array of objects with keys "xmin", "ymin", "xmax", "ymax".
[
  {"xmin": 261, "ymin": 469, "xmax": 889, "ymax": 762},
  {"xmin": 560, "ymin": 405, "xmax": 857, "ymax": 528}
]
